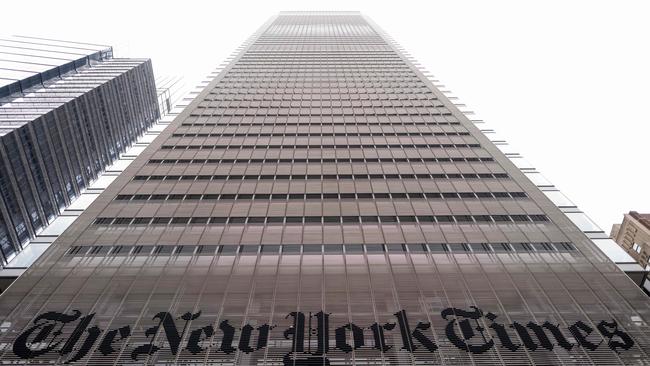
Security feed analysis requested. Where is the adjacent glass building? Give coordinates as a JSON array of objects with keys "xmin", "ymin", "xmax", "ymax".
[
  {"xmin": 0, "ymin": 13, "xmax": 648, "ymax": 365},
  {"xmin": 0, "ymin": 36, "xmax": 159, "ymax": 264}
]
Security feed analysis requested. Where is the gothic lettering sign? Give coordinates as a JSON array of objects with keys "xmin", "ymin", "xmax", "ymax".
[{"xmin": 12, "ymin": 306, "xmax": 635, "ymax": 363}]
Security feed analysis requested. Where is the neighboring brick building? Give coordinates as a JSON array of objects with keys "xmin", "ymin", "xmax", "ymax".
[{"xmin": 611, "ymin": 211, "xmax": 650, "ymax": 270}]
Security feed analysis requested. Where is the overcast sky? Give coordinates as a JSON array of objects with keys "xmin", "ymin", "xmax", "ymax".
[{"xmin": 4, "ymin": 0, "xmax": 649, "ymax": 232}]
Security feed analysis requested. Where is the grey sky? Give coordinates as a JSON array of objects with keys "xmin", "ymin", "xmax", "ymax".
[{"xmin": 4, "ymin": 0, "xmax": 649, "ymax": 232}]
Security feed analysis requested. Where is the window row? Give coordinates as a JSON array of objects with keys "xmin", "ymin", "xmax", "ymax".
[
  {"xmin": 93, "ymin": 214, "xmax": 549, "ymax": 226},
  {"xmin": 198, "ymin": 99, "xmax": 445, "ymax": 108},
  {"xmin": 203, "ymin": 92, "xmax": 436, "ymax": 101},
  {"xmin": 188, "ymin": 108, "xmax": 450, "ymax": 117},
  {"xmin": 132, "ymin": 172, "xmax": 510, "ymax": 182},
  {"xmin": 184, "ymin": 114, "xmax": 457, "ymax": 123},
  {"xmin": 229, "ymin": 62, "xmax": 411, "ymax": 68},
  {"xmin": 147, "ymin": 157, "xmax": 495, "ymax": 165},
  {"xmin": 234, "ymin": 54, "xmax": 401, "ymax": 58},
  {"xmin": 114, "ymin": 191, "xmax": 528, "ymax": 202},
  {"xmin": 171, "ymin": 131, "xmax": 470, "ymax": 138},
  {"xmin": 159, "ymin": 143, "xmax": 481, "ymax": 150},
  {"xmin": 228, "ymin": 68, "xmax": 414, "ymax": 73},
  {"xmin": 229, "ymin": 70, "xmax": 414, "ymax": 75},
  {"xmin": 236, "ymin": 51, "xmax": 398, "ymax": 56},
  {"xmin": 223, "ymin": 69, "xmax": 415, "ymax": 74},
  {"xmin": 236, "ymin": 56, "xmax": 404, "ymax": 61},
  {"xmin": 213, "ymin": 79, "xmax": 424, "ymax": 88},
  {"xmin": 224, "ymin": 68, "xmax": 416, "ymax": 73},
  {"xmin": 176, "ymin": 125, "xmax": 465, "ymax": 134},
  {"xmin": 235, "ymin": 54, "xmax": 405, "ymax": 59},
  {"xmin": 207, "ymin": 87, "xmax": 431, "ymax": 95},
  {"xmin": 65, "ymin": 241, "xmax": 576, "ymax": 258},
  {"xmin": 182, "ymin": 120, "xmax": 461, "ymax": 126},
  {"xmin": 215, "ymin": 79, "xmax": 430, "ymax": 86}
]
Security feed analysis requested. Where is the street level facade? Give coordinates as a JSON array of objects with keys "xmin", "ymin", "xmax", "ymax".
[{"xmin": 0, "ymin": 13, "xmax": 648, "ymax": 365}]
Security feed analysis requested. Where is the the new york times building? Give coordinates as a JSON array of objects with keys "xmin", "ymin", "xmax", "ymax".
[{"xmin": 0, "ymin": 11, "xmax": 648, "ymax": 365}]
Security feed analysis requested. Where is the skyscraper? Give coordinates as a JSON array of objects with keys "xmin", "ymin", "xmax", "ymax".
[
  {"xmin": 0, "ymin": 36, "xmax": 159, "ymax": 266},
  {"xmin": 0, "ymin": 12, "xmax": 648, "ymax": 365}
]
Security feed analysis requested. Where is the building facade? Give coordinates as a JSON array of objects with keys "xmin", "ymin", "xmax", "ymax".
[
  {"xmin": 0, "ymin": 13, "xmax": 648, "ymax": 365},
  {"xmin": 0, "ymin": 36, "xmax": 159, "ymax": 265}
]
